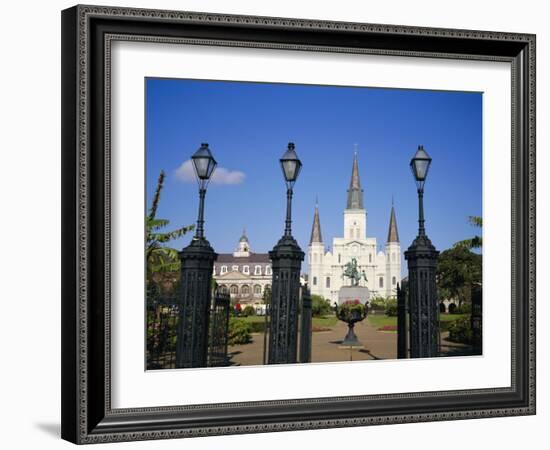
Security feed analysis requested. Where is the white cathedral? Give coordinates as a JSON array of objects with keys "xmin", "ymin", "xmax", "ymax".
[{"xmin": 308, "ymin": 152, "xmax": 401, "ymax": 303}]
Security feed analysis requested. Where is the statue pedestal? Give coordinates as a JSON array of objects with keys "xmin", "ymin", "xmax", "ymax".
[{"xmin": 338, "ymin": 286, "xmax": 370, "ymax": 306}]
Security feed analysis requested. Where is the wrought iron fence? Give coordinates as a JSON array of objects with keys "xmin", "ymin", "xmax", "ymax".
[
  {"xmin": 298, "ymin": 287, "xmax": 312, "ymax": 363},
  {"xmin": 146, "ymin": 286, "xmax": 231, "ymax": 370},
  {"xmin": 208, "ymin": 292, "xmax": 231, "ymax": 367}
]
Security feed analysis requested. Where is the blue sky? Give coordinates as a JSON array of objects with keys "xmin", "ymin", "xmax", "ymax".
[{"xmin": 146, "ymin": 78, "xmax": 482, "ymax": 276}]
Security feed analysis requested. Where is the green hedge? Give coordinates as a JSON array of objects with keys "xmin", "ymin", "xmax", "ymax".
[
  {"xmin": 228, "ymin": 318, "xmax": 252, "ymax": 345},
  {"xmin": 448, "ymin": 316, "xmax": 473, "ymax": 344},
  {"xmin": 384, "ymin": 299, "xmax": 398, "ymax": 317}
]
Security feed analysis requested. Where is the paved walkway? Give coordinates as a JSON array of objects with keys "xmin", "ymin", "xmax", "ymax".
[{"xmin": 228, "ymin": 318, "xmax": 471, "ymax": 366}]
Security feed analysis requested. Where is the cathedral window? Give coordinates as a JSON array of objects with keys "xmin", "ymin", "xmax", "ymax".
[
  {"xmin": 254, "ymin": 265, "xmax": 262, "ymax": 275},
  {"xmin": 243, "ymin": 265, "xmax": 249, "ymax": 274},
  {"xmin": 221, "ymin": 266, "xmax": 227, "ymax": 274},
  {"xmin": 338, "ymin": 254, "xmax": 341, "ymax": 263},
  {"xmin": 326, "ymin": 277, "xmax": 331, "ymax": 288},
  {"xmin": 313, "ymin": 276, "xmax": 317, "ymax": 286},
  {"xmin": 369, "ymin": 254, "xmax": 372, "ymax": 263},
  {"xmin": 392, "ymin": 276, "xmax": 397, "ymax": 285},
  {"xmin": 379, "ymin": 277, "xmax": 384, "ymax": 288}
]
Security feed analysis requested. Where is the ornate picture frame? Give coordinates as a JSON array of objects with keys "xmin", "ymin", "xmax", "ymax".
[{"xmin": 61, "ymin": 4, "xmax": 536, "ymax": 444}]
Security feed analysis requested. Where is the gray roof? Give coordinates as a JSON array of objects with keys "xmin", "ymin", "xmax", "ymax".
[
  {"xmin": 346, "ymin": 153, "xmax": 364, "ymax": 209},
  {"xmin": 387, "ymin": 204, "xmax": 400, "ymax": 243},
  {"xmin": 309, "ymin": 203, "xmax": 323, "ymax": 244},
  {"xmin": 215, "ymin": 253, "xmax": 271, "ymax": 264}
]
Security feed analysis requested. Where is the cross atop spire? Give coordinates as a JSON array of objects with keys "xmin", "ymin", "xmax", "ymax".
[
  {"xmin": 346, "ymin": 151, "xmax": 364, "ymax": 209},
  {"xmin": 310, "ymin": 201, "xmax": 323, "ymax": 244},
  {"xmin": 387, "ymin": 202, "xmax": 400, "ymax": 243}
]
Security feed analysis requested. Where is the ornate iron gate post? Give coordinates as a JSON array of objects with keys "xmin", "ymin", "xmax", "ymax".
[
  {"xmin": 299, "ymin": 286, "xmax": 312, "ymax": 363},
  {"xmin": 175, "ymin": 239, "xmax": 217, "ymax": 368},
  {"xmin": 397, "ymin": 281, "xmax": 408, "ymax": 358},
  {"xmin": 405, "ymin": 236, "xmax": 439, "ymax": 358},
  {"xmin": 268, "ymin": 236, "xmax": 304, "ymax": 364}
]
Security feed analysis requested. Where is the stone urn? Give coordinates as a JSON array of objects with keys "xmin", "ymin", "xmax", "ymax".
[{"xmin": 336, "ymin": 286, "xmax": 370, "ymax": 347}]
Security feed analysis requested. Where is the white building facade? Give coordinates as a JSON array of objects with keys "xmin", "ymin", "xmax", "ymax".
[
  {"xmin": 308, "ymin": 153, "xmax": 401, "ymax": 303},
  {"xmin": 213, "ymin": 231, "xmax": 272, "ymax": 308}
]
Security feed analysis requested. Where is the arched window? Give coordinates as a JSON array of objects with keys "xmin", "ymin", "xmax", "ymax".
[
  {"xmin": 313, "ymin": 276, "xmax": 317, "ymax": 286},
  {"xmin": 230, "ymin": 285, "xmax": 238, "ymax": 295},
  {"xmin": 326, "ymin": 277, "xmax": 331, "ymax": 288},
  {"xmin": 221, "ymin": 266, "xmax": 227, "ymax": 274},
  {"xmin": 254, "ymin": 284, "xmax": 262, "ymax": 295},
  {"xmin": 264, "ymin": 284, "xmax": 271, "ymax": 293},
  {"xmin": 220, "ymin": 285, "xmax": 228, "ymax": 294},
  {"xmin": 392, "ymin": 276, "xmax": 396, "ymax": 285},
  {"xmin": 241, "ymin": 285, "xmax": 250, "ymax": 295},
  {"xmin": 379, "ymin": 277, "xmax": 384, "ymax": 288},
  {"xmin": 338, "ymin": 254, "xmax": 341, "ymax": 263},
  {"xmin": 313, "ymin": 253, "xmax": 317, "ymax": 263},
  {"xmin": 369, "ymin": 254, "xmax": 372, "ymax": 263},
  {"xmin": 243, "ymin": 265, "xmax": 249, "ymax": 274}
]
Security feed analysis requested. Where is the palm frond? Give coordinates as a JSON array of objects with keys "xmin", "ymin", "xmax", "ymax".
[
  {"xmin": 468, "ymin": 216, "xmax": 482, "ymax": 228},
  {"xmin": 146, "ymin": 218, "xmax": 170, "ymax": 231},
  {"xmin": 148, "ymin": 170, "xmax": 165, "ymax": 220},
  {"xmin": 453, "ymin": 236, "xmax": 482, "ymax": 250}
]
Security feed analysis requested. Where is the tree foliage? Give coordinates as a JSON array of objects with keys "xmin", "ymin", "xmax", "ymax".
[
  {"xmin": 454, "ymin": 216, "xmax": 482, "ymax": 250},
  {"xmin": 146, "ymin": 170, "xmax": 194, "ymax": 275},
  {"xmin": 311, "ymin": 295, "xmax": 331, "ymax": 317},
  {"xmin": 436, "ymin": 246, "xmax": 482, "ymax": 306}
]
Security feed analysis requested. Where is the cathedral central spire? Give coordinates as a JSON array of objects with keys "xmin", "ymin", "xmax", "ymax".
[{"xmin": 346, "ymin": 152, "xmax": 364, "ymax": 209}]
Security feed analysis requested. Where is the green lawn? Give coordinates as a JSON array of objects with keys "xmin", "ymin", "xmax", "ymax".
[
  {"xmin": 237, "ymin": 314, "xmax": 338, "ymax": 332},
  {"xmin": 367, "ymin": 313, "xmax": 468, "ymax": 331},
  {"xmin": 312, "ymin": 316, "xmax": 338, "ymax": 329}
]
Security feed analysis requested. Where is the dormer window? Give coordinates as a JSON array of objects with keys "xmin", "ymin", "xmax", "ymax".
[
  {"xmin": 232, "ymin": 265, "xmax": 239, "ymax": 272},
  {"xmin": 221, "ymin": 266, "xmax": 227, "ymax": 274},
  {"xmin": 243, "ymin": 265, "xmax": 250, "ymax": 274},
  {"xmin": 266, "ymin": 266, "xmax": 272, "ymax": 275},
  {"xmin": 254, "ymin": 265, "xmax": 262, "ymax": 275}
]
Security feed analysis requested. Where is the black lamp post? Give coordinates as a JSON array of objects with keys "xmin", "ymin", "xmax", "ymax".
[
  {"xmin": 175, "ymin": 143, "xmax": 218, "ymax": 368},
  {"xmin": 268, "ymin": 143, "xmax": 305, "ymax": 364},
  {"xmin": 404, "ymin": 145, "xmax": 440, "ymax": 358}
]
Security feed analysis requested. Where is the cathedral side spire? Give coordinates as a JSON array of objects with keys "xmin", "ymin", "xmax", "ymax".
[
  {"xmin": 310, "ymin": 201, "xmax": 323, "ymax": 244},
  {"xmin": 387, "ymin": 203, "xmax": 400, "ymax": 243},
  {"xmin": 346, "ymin": 151, "xmax": 364, "ymax": 209}
]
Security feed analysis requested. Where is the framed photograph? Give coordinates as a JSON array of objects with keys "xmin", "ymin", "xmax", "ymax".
[{"xmin": 61, "ymin": 4, "xmax": 536, "ymax": 444}]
